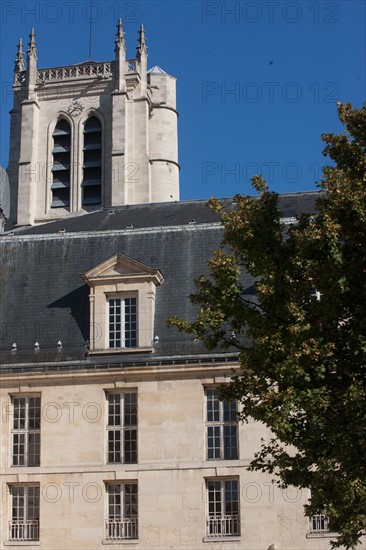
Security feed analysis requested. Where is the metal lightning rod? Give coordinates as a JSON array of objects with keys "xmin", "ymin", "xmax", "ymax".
[{"xmin": 88, "ymin": 0, "xmax": 93, "ymax": 60}]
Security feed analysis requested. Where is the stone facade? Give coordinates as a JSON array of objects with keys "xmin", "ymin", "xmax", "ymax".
[{"xmin": 0, "ymin": 363, "xmax": 347, "ymax": 550}]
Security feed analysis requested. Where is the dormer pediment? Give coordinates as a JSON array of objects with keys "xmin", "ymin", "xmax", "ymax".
[{"xmin": 81, "ymin": 253, "xmax": 164, "ymax": 286}]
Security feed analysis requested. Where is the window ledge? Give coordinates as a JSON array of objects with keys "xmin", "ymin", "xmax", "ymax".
[
  {"xmin": 10, "ymin": 465, "xmax": 41, "ymax": 468},
  {"xmin": 4, "ymin": 542, "xmax": 40, "ymax": 547},
  {"xmin": 102, "ymin": 539, "xmax": 139, "ymax": 545},
  {"xmin": 203, "ymin": 537, "xmax": 241, "ymax": 543},
  {"xmin": 107, "ymin": 462, "xmax": 137, "ymax": 466},
  {"xmin": 89, "ymin": 347, "xmax": 153, "ymax": 356},
  {"xmin": 307, "ymin": 532, "xmax": 338, "ymax": 539}
]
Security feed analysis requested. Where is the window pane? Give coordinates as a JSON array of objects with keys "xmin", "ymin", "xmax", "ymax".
[
  {"xmin": 27, "ymin": 487, "xmax": 40, "ymax": 520},
  {"xmin": 207, "ymin": 426, "xmax": 221, "ymax": 460},
  {"xmin": 108, "ymin": 484, "xmax": 121, "ymax": 518},
  {"xmin": 12, "ymin": 433, "xmax": 25, "ymax": 466},
  {"xmin": 207, "ymin": 480, "xmax": 222, "ymax": 515},
  {"xmin": 124, "ymin": 483, "xmax": 138, "ymax": 518},
  {"xmin": 124, "ymin": 297, "xmax": 137, "ymax": 347},
  {"xmin": 124, "ymin": 429, "xmax": 137, "ymax": 463},
  {"xmin": 224, "ymin": 479, "xmax": 239, "ymax": 514},
  {"xmin": 223, "ymin": 400, "xmax": 237, "ymax": 422},
  {"xmin": 13, "ymin": 398, "xmax": 26, "ymax": 430},
  {"xmin": 206, "ymin": 389, "xmax": 220, "ymax": 422},
  {"xmin": 108, "ymin": 394, "xmax": 121, "ymax": 426},
  {"xmin": 28, "ymin": 433, "xmax": 41, "ymax": 467},
  {"xmin": 124, "ymin": 393, "xmax": 137, "ymax": 426},
  {"xmin": 109, "ymin": 299, "xmax": 122, "ymax": 348},
  {"xmin": 223, "ymin": 426, "xmax": 238, "ymax": 460},
  {"xmin": 28, "ymin": 398, "xmax": 41, "ymax": 430},
  {"xmin": 12, "ymin": 486, "xmax": 25, "ymax": 520},
  {"xmin": 108, "ymin": 430, "xmax": 121, "ymax": 463}
]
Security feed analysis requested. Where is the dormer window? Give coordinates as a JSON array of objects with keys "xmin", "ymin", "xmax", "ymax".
[{"xmin": 81, "ymin": 254, "xmax": 163, "ymax": 354}]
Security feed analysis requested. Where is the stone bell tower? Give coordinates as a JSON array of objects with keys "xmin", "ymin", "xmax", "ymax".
[{"xmin": 8, "ymin": 22, "xmax": 179, "ymax": 227}]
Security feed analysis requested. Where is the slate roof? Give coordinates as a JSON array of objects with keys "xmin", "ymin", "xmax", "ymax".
[
  {"xmin": 0, "ymin": 193, "xmax": 320, "ymax": 369},
  {"xmin": 6, "ymin": 193, "xmax": 319, "ymax": 236},
  {"xmin": 147, "ymin": 65, "xmax": 168, "ymax": 74}
]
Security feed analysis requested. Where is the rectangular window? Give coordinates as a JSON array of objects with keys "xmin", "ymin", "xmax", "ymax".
[
  {"xmin": 9, "ymin": 485, "xmax": 40, "ymax": 541},
  {"xmin": 107, "ymin": 392, "xmax": 137, "ymax": 464},
  {"xmin": 205, "ymin": 388, "xmax": 238, "ymax": 460},
  {"xmin": 206, "ymin": 478, "xmax": 240, "ymax": 538},
  {"xmin": 12, "ymin": 396, "xmax": 41, "ymax": 467},
  {"xmin": 109, "ymin": 296, "xmax": 137, "ymax": 348},
  {"xmin": 309, "ymin": 513, "xmax": 329, "ymax": 534},
  {"xmin": 106, "ymin": 483, "xmax": 138, "ymax": 540}
]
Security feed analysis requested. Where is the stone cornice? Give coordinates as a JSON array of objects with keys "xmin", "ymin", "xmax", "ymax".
[{"xmin": 0, "ymin": 356, "xmax": 239, "ymax": 386}]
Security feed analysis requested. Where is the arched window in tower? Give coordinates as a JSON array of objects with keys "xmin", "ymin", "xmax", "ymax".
[
  {"xmin": 82, "ymin": 116, "xmax": 102, "ymax": 205},
  {"xmin": 51, "ymin": 119, "xmax": 71, "ymax": 208}
]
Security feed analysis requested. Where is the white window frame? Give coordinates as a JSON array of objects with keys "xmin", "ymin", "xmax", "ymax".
[
  {"xmin": 205, "ymin": 478, "xmax": 240, "ymax": 538},
  {"xmin": 8, "ymin": 485, "xmax": 40, "ymax": 542},
  {"xmin": 11, "ymin": 396, "xmax": 41, "ymax": 467},
  {"xmin": 309, "ymin": 513, "xmax": 330, "ymax": 534},
  {"xmin": 106, "ymin": 391, "xmax": 137, "ymax": 464},
  {"xmin": 105, "ymin": 482, "xmax": 138, "ymax": 540},
  {"xmin": 108, "ymin": 293, "xmax": 138, "ymax": 349},
  {"xmin": 205, "ymin": 388, "xmax": 238, "ymax": 460}
]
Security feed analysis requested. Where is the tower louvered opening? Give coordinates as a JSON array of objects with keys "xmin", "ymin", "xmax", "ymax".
[
  {"xmin": 82, "ymin": 116, "xmax": 102, "ymax": 206},
  {"xmin": 51, "ymin": 119, "xmax": 71, "ymax": 208}
]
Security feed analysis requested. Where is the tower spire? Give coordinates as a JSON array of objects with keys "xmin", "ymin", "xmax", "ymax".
[
  {"xmin": 136, "ymin": 24, "xmax": 147, "ymax": 59},
  {"xmin": 115, "ymin": 18, "xmax": 126, "ymax": 50},
  {"xmin": 25, "ymin": 28, "xmax": 37, "ymax": 99},
  {"xmin": 136, "ymin": 24, "xmax": 147, "ymax": 95},
  {"xmin": 14, "ymin": 38, "xmax": 25, "ymax": 73},
  {"xmin": 114, "ymin": 19, "xmax": 126, "ymax": 91},
  {"xmin": 27, "ymin": 28, "xmax": 37, "ymax": 60},
  {"xmin": 14, "ymin": 38, "xmax": 25, "ymax": 85}
]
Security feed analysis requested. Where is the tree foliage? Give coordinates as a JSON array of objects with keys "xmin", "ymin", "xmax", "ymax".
[{"xmin": 168, "ymin": 103, "xmax": 366, "ymax": 548}]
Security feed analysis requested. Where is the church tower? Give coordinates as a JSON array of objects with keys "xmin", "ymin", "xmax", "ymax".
[{"xmin": 8, "ymin": 22, "xmax": 179, "ymax": 227}]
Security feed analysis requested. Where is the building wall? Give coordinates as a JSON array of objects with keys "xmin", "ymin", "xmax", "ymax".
[{"xmin": 0, "ymin": 364, "xmax": 352, "ymax": 550}]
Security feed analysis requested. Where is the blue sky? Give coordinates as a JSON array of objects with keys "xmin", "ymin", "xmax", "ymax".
[{"xmin": 0, "ymin": 0, "xmax": 365, "ymax": 200}]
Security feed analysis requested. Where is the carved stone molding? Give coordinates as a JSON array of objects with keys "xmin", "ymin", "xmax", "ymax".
[{"xmin": 68, "ymin": 98, "xmax": 84, "ymax": 117}]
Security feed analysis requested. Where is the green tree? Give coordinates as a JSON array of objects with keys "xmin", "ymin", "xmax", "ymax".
[{"xmin": 168, "ymin": 103, "xmax": 366, "ymax": 548}]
